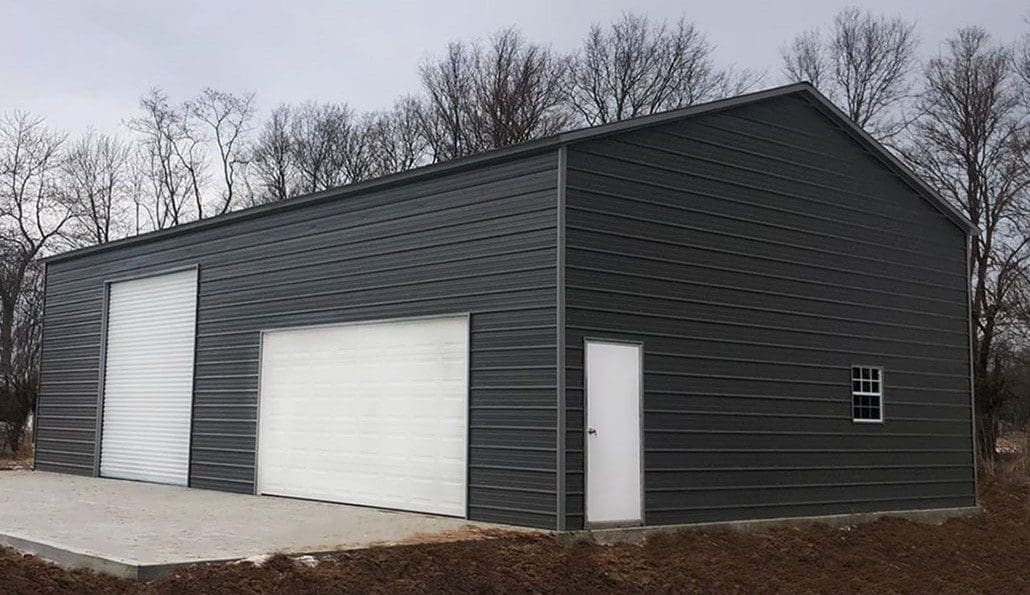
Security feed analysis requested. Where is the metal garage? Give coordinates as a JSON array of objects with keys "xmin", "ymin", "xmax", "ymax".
[{"xmin": 35, "ymin": 83, "xmax": 978, "ymax": 531}]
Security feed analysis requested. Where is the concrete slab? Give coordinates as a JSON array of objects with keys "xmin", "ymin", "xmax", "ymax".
[{"xmin": 0, "ymin": 471, "xmax": 528, "ymax": 580}]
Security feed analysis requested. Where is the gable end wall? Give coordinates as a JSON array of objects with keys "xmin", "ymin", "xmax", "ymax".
[{"xmin": 562, "ymin": 94, "xmax": 974, "ymax": 529}]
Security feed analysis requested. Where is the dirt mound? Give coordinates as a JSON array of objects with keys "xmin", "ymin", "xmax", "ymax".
[{"xmin": 1, "ymin": 478, "xmax": 1027, "ymax": 594}]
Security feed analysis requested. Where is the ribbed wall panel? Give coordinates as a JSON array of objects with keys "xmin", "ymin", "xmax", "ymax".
[
  {"xmin": 562, "ymin": 94, "xmax": 974, "ymax": 529},
  {"xmin": 37, "ymin": 152, "xmax": 560, "ymax": 529}
]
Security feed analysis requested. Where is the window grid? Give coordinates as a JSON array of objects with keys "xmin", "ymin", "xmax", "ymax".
[{"xmin": 852, "ymin": 366, "xmax": 883, "ymax": 422}]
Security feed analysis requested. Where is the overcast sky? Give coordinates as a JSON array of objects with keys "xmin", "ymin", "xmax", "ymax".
[{"xmin": 1, "ymin": 0, "xmax": 1027, "ymax": 136}]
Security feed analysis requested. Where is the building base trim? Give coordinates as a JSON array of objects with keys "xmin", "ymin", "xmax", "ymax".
[{"xmin": 555, "ymin": 505, "xmax": 982, "ymax": 545}]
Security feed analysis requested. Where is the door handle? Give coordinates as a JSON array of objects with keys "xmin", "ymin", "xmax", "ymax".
[{"xmin": 587, "ymin": 428, "xmax": 597, "ymax": 435}]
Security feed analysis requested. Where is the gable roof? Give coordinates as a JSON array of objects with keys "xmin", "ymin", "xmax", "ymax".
[{"xmin": 43, "ymin": 82, "xmax": 976, "ymax": 265}]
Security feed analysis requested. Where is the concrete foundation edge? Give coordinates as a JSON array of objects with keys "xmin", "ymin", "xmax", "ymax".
[
  {"xmin": 0, "ymin": 530, "xmax": 261, "ymax": 581},
  {"xmin": 1, "ymin": 505, "xmax": 982, "ymax": 581},
  {"xmin": 0, "ymin": 532, "xmax": 527, "ymax": 582},
  {"xmin": 555, "ymin": 505, "xmax": 983, "ymax": 545},
  {"xmin": 0, "ymin": 532, "xmax": 142, "ymax": 580}
]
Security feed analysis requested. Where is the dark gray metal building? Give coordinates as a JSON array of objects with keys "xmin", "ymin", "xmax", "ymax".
[{"xmin": 35, "ymin": 83, "xmax": 978, "ymax": 531}]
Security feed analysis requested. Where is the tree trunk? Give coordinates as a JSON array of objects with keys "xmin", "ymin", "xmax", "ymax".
[
  {"xmin": 5, "ymin": 419, "xmax": 25, "ymax": 454},
  {"xmin": 0, "ymin": 295, "xmax": 14, "ymax": 389},
  {"xmin": 0, "ymin": 294, "xmax": 16, "ymax": 455},
  {"xmin": 977, "ymin": 408, "xmax": 998, "ymax": 471}
]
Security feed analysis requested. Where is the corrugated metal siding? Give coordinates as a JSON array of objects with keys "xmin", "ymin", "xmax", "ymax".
[
  {"xmin": 562, "ymin": 94, "xmax": 974, "ymax": 529},
  {"xmin": 36, "ymin": 152, "xmax": 560, "ymax": 529}
]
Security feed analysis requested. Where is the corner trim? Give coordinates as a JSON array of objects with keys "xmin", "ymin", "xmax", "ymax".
[
  {"xmin": 555, "ymin": 146, "xmax": 567, "ymax": 531},
  {"xmin": 31, "ymin": 261, "xmax": 48, "ymax": 471},
  {"xmin": 966, "ymin": 234, "xmax": 978, "ymax": 501},
  {"xmin": 92, "ymin": 282, "xmax": 111, "ymax": 477}
]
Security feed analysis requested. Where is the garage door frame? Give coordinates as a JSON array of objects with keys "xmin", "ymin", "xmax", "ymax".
[
  {"xmin": 92, "ymin": 265, "xmax": 201, "ymax": 482},
  {"xmin": 253, "ymin": 312, "xmax": 471, "ymax": 517}
]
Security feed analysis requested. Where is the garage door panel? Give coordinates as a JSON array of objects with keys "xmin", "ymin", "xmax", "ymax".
[
  {"xmin": 100, "ymin": 269, "xmax": 197, "ymax": 486},
  {"xmin": 257, "ymin": 316, "xmax": 468, "ymax": 517}
]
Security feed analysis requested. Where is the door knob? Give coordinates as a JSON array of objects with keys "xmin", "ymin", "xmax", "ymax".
[{"xmin": 587, "ymin": 428, "xmax": 597, "ymax": 435}]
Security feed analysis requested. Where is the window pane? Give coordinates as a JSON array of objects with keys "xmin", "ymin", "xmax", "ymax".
[{"xmin": 852, "ymin": 367, "xmax": 883, "ymax": 421}]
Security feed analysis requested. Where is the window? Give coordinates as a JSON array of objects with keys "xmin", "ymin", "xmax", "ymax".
[{"xmin": 852, "ymin": 366, "xmax": 883, "ymax": 422}]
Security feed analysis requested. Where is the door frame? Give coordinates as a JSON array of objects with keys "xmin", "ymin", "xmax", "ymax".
[
  {"xmin": 95, "ymin": 265, "xmax": 200, "ymax": 483},
  {"xmin": 582, "ymin": 337, "xmax": 645, "ymax": 528}
]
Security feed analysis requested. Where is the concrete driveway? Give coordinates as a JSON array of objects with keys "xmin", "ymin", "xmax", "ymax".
[{"xmin": 0, "ymin": 471, "xmax": 527, "ymax": 580}]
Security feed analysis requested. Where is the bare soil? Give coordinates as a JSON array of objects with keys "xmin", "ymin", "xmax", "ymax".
[
  {"xmin": 0, "ymin": 477, "xmax": 1027, "ymax": 594},
  {"xmin": 0, "ymin": 429, "xmax": 33, "ymax": 470},
  {"xmin": 0, "ymin": 458, "xmax": 32, "ymax": 471}
]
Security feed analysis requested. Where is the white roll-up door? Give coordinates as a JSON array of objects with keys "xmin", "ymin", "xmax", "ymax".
[
  {"xmin": 99, "ymin": 269, "xmax": 198, "ymax": 486},
  {"xmin": 256, "ymin": 316, "xmax": 468, "ymax": 517}
]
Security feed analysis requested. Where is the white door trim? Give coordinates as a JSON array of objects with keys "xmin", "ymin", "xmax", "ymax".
[
  {"xmin": 94, "ymin": 265, "xmax": 200, "ymax": 478},
  {"xmin": 98, "ymin": 267, "xmax": 199, "ymax": 486},
  {"xmin": 583, "ymin": 338, "xmax": 644, "ymax": 528}
]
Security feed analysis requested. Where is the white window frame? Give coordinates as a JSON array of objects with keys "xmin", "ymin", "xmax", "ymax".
[{"xmin": 851, "ymin": 365, "xmax": 884, "ymax": 423}]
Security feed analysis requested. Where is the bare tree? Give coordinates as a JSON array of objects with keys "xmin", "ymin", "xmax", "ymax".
[
  {"xmin": 781, "ymin": 30, "xmax": 828, "ymax": 89},
  {"xmin": 781, "ymin": 8, "xmax": 917, "ymax": 139},
  {"xmin": 126, "ymin": 89, "xmax": 200, "ymax": 228},
  {"xmin": 1018, "ymin": 31, "xmax": 1030, "ymax": 119},
  {"xmin": 0, "ymin": 112, "xmax": 70, "ymax": 450},
  {"xmin": 187, "ymin": 88, "xmax": 256, "ymax": 216},
  {"xmin": 342, "ymin": 113, "xmax": 379, "ymax": 184},
  {"xmin": 127, "ymin": 87, "xmax": 261, "ymax": 221},
  {"xmin": 1004, "ymin": 350, "xmax": 1030, "ymax": 455},
  {"xmin": 126, "ymin": 145, "xmax": 176, "ymax": 232},
  {"xmin": 473, "ymin": 28, "xmax": 569, "ymax": 148},
  {"xmin": 417, "ymin": 28, "xmax": 570, "ymax": 161},
  {"xmin": 902, "ymin": 27, "xmax": 1030, "ymax": 464},
  {"xmin": 0, "ymin": 261, "xmax": 42, "ymax": 453},
  {"xmin": 364, "ymin": 98, "xmax": 429, "ymax": 177},
  {"xmin": 169, "ymin": 113, "xmax": 206, "ymax": 221},
  {"xmin": 62, "ymin": 130, "xmax": 130, "ymax": 245},
  {"xmin": 565, "ymin": 13, "xmax": 758, "ymax": 126},
  {"xmin": 289, "ymin": 102, "xmax": 352, "ymax": 193},
  {"xmin": 250, "ymin": 105, "xmax": 296, "ymax": 204},
  {"xmin": 418, "ymin": 42, "xmax": 485, "ymax": 161},
  {"xmin": 251, "ymin": 99, "xmax": 426, "ymax": 202}
]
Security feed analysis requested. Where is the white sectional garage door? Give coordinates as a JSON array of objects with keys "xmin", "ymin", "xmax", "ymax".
[
  {"xmin": 256, "ymin": 316, "xmax": 468, "ymax": 517},
  {"xmin": 100, "ymin": 268, "xmax": 198, "ymax": 486}
]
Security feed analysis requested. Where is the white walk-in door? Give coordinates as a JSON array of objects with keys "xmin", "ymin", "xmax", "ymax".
[
  {"xmin": 256, "ymin": 316, "xmax": 468, "ymax": 517},
  {"xmin": 585, "ymin": 340, "xmax": 643, "ymax": 526},
  {"xmin": 100, "ymin": 269, "xmax": 198, "ymax": 486}
]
